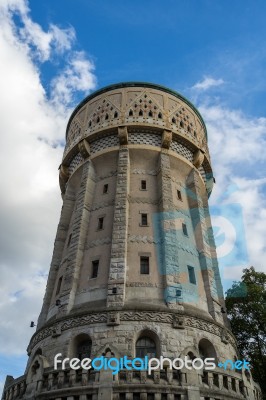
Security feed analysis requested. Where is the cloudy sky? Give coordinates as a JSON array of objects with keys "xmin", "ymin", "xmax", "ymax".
[{"xmin": 1, "ymin": 0, "xmax": 266, "ymax": 391}]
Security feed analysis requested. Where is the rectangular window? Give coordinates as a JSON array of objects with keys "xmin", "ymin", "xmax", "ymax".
[
  {"xmin": 91, "ymin": 260, "xmax": 99, "ymax": 278},
  {"xmin": 177, "ymin": 189, "xmax": 182, "ymax": 200},
  {"xmin": 97, "ymin": 217, "xmax": 104, "ymax": 230},
  {"xmin": 112, "ymin": 287, "xmax": 117, "ymax": 294},
  {"xmin": 141, "ymin": 180, "xmax": 147, "ymax": 190},
  {"xmin": 182, "ymin": 223, "xmax": 188, "ymax": 236},
  {"xmin": 140, "ymin": 256, "xmax": 149, "ymax": 274},
  {"xmin": 103, "ymin": 184, "xmax": 108, "ymax": 194},
  {"xmin": 141, "ymin": 213, "xmax": 148, "ymax": 226},
  {"xmin": 56, "ymin": 276, "xmax": 63, "ymax": 295},
  {"xmin": 188, "ymin": 266, "xmax": 196, "ymax": 284}
]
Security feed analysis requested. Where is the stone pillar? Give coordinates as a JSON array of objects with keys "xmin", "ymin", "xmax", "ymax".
[
  {"xmin": 186, "ymin": 169, "xmax": 216, "ymax": 319},
  {"xmin": 157, "ymin": 149, "xmax": 182, "ymax": 309},
  {"xmin": 59, "ymin": 160, "xmax": 96, "ymax": 314},
  {"xmin": 107, "ymin": 146, "xmax": 130, "ymax": 308},
  {"xmin": 186, "ymin": 387, "xmax": 200, "ymax": 400}
]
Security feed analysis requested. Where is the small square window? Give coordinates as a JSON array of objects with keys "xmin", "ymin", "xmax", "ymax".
[
  {"xmin": 188, "ymin": 266, "xmax": 196, "ymax": 284},
  {"xmin": 177, "ymin": 189, "xmax": 182, "ymax": 200},
  {"xmin": 141, "ymin": 213, "xmax": 148, "ymax": 226},
  {"xmin": 182, "ymin": 223, "xmax": 188, "ymax": 236},
  {"xmin": 91, "ymin": 260, "xmax": 99, "ymax": 278},
  {"xmin": 97, "ymin": 217, "xmax": 104, "ymax": 230},
  {"xmin": 103, "ymin": 184, "xmax": 108, "ymax": 194},
  {"xmin": 141, "ymin": 180, "xmax": 147, "ymax": 190},
  {"xmin": 112, "ymin": 287, "xmax": 117, "ymax": 294},
  {"xmin": 140, "ymin": 256, "xmax": 149, "ymax": 274}
]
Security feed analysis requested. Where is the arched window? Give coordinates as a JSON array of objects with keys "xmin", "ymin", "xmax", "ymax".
[
  {"xmin": 187, "ymin": 351, "xmax": 196, "ymax": 360},
  {"xmin": 71, "ymin": 334, "xmax": 92, "ymax": 360},
  {"xmin": 96, "ymin": 116, "xmax": 100, "ymax": 123},
  {"xmin": 129, "ymin": 109, "xmax": 133, "ymax": 117},
  {"xmin": 139, "ymin": 109, "xmax": 143, "ymax": 116},
  {"xmin": 136, "ymin": 336, "xmax": 156, "ymax": 358},
  {"xmin": 114, "ymin": 111, "xmax": 118, "ymax": 118},
  {"xmin": 105, "ymin": 113, "xmax": 109, "ymax": 120},
  {"xmin": 148, "ymin": 110, "xmax": 153, "ymax": 117},
  {"xmin": 198, "ymin": 338, "xmax": 217, "ymax": 362},
  {"xmin": 158, "ymin": 112, "xmax": 162, "ymax": 119},
  {"xmin": 180, "ymin": 121, "xmax": 184, "ymax": 128},
  {"xmin": 172, "ymin": 117, "xmax": 176, "ymax": 124},
  {"xmin": 77, "ymin": 338, "xmax": 92, "ymax": 360}
]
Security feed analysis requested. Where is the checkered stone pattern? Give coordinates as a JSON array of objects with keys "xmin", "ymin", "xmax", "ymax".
[
  {"xmin": 68, "ymin": 153, "xmax": 83, "ymax": 175},
  {"xmin": 128, "ymin": 132, "xmax": 162, "ymax": 147},
  {"xmin": 90, "ymin": 135, "xmax": 119, "ymax": 154},
  {"xmin": 198, "ymin": 166, "xmax": 207, "ymax": 182},
  {"xmin": 170, "ymin": 140, "xmax": 193, "ymax": 163}
]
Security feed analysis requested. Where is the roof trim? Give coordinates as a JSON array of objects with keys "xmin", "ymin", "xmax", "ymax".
[{"xmin": 66, "ymin": 82, "xmax": 207, "ymax": 139}]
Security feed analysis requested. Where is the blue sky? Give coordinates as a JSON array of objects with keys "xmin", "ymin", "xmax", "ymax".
[
  {"xmin": 1, "ymin": 0, "xmax": 266, "ymax": 393},
  {"xmin": 29, "ymin": 0, "xmax": 266, "ymax": 116}
]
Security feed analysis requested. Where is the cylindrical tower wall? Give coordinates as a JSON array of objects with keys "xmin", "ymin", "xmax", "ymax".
[{"xmin": 2, "ymin": 83, "xmax": 262, "ymax": 400}]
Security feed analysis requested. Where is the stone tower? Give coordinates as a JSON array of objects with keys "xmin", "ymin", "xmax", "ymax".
[{"xmin": 3, "ymin": 83, "xmax": 262, "ymax": 400}]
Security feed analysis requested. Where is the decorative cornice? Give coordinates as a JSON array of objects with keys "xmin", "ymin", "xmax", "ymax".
[{"xmin": 27, "ymin": 310, "xmax": 237, "ymax": 353}]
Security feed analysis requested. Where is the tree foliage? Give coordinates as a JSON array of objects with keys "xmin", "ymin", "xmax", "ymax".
[{"xmin": 225, "ymin": 267, "xmax": 266, "ymax": 397}]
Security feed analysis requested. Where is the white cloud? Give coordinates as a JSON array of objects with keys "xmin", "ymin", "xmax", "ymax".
[
  {"xmin": 192, "ymin": 76, "xmax": 224, "ymax": 91},
  {"xmin": 51, "ymin": 51, "xmax": 96, "ymax": 106},
  {"xmin": 200, "ymin": 103, "xmax": 266, "ymax": 278},
  {"xmin": 0, "ymin": 0, "xmax": 96, "ymax": 369}
]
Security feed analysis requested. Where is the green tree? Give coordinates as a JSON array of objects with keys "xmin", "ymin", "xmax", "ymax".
[{"xmin": 225, "ymin": 267, "xmax": 266, "ymax": 398}]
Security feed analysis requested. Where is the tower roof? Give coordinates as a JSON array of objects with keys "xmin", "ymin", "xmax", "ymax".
[{"xmin": 66, "ymin": 81, "xmax": 208, "ymax": 139}]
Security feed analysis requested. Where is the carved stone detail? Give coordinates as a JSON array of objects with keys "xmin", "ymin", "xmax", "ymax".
[
  {"xmin": 172, "ymin": 315, "xmax": 185, "ymax": 329},
  {"xmin": 118, "ymin": 126, "xmax": 128, "ymax": 145},
  {"xmin": 193, "ymin": 149, "xmax": 205, "ymax": 168},
  {"xmin": 162, "ymin": 129, "xmax": 172, "ymax": 149},
  {"xmin": 107, "ymin": 312, "xmax": 120, "ymax": 326},
  {"xmin": 78, "ymin": 139, "xmax": 91, "ymax": 159}
]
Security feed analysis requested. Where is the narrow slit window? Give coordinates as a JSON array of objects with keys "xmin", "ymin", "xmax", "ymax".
[
  {"xmin": 141, "ymin": 213, "xmax": 148, "ymax": 226},
  {"xmin": 148, "ymin": 110, "xmax": 153, "ymax": 117},
  {"xmin": 187, "ymin": 266, "xmax": 196, "ymax": 284},
  {"xmin": 139, "ymin": 109, "xmax": 143, "ymax": 116},
  {"xmin": 129, "ymin": 109, "xmax": 133, "ymax": 117},
  {"xmin": 141, "ymin": 180, "xmax": 147, "ymax": 190},
  {"xmin": 56, "ymin": 276, "xmax": 63, "ymax": 295},
  {"xmin": 67, "ymin": 234, "xmax": 72, "ymax": 247},
  {"xmin": 97, "ymin": 217, "xmax": 104, "ymax": 230},
  {"xmin": 103, "ymin": 184, "xmax": 108, "ymax": 194},
  {"xmin": 177, "ymin": 189, "xmax": 182, "ymax": 200},
  {"xmin": 91, "ymin": 260, "xmax": 99, "ymax": 278},
  {"xmin": 114, "ymin": 111, "xmax": 118, "ymax": 118},
  {"xmin": 158, "ymin": 112, "xmax": 162, "ymax": 119},
  {"xmin": 180, "ymin": 121, "xmax": 184, "ymax": 128},
  {"xmin": 140, "ymin": 256, "xmax": 149, "ymax": 274},
  {"xmin": 182, "ymin": 223, "xmax": 188, "ymax": 236}
]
